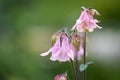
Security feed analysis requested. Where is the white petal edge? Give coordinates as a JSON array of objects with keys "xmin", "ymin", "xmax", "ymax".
[
  {"xmin": 96, "ymin": 24, "xmax": 102, "ymax": 29},
  {"xmin": 40, "ymin": 49, "xmax": 51, "ymax": 56},
  {"xmin": 71, "ymin": 24, "xmax": 77, "ymax": 31}
]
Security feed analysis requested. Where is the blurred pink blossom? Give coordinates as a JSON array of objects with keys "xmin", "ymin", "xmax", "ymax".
[
  {"xmin": 40, "ymin": 33, "xmax": 74, "ymax": 62},
  {"xmin": 54, "ymin": 72, "xmax": 67, "ymax": 80},
  {"xmin": 71, "ymin": 7, "xmax": 102, "ymax": 32}
]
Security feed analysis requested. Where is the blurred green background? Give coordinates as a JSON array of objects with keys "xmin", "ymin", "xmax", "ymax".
[{"xmin": 0, "ymin": 0, "xmax": 120, "ymax": 80}]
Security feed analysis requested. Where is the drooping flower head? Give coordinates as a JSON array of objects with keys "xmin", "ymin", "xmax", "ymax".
[
  {"xmin": 71, "ymin": 7, "xmax": 102, "ymax": 32},
  {"xmin": 40, "ymin": 30, "xmax": 74, "ymax": 62}
]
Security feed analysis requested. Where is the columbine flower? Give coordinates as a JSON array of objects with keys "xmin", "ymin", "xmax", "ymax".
[
  {"xmin": 71, "ymin": 7, "xmax": 102, "ymax": 32},
  {"xmin": 54, "ymin": 72, "xmax": 67, "ymax": 80},
  {"xmin": 40, "ymin": 32, "xmax": 74, "ymax": 62}
]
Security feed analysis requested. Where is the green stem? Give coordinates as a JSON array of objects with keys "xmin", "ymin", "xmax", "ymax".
[
  {"xmin": 82, "ymin": 32, "xmax": 86, "ymax": 80},
  {"xmin": 70, "ymin": 59, "xmax": 77, "ymax": 80},
  {"xmin": 75, "ymin": 58, "xmax": 80, "ymax": 80}
]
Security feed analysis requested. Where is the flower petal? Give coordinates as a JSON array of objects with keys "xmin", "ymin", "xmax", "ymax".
[
  {"xmin": 71, "ymin": 24, "xmax": 77, "ymax": 31},
  {"xmin": 40, "ymin": 48, "xmax": 51, "ymax": 56},
  {"xmin": 67, "ymin": 49, "xmax": 74, "ymax": 60},
  {"xmin": 50, "ymin": 48, "xmax": 61, "ymax": 61}
]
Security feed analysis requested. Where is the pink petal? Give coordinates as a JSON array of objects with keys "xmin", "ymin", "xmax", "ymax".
[
  {"xmin": 52, "ymin": 36, "xmax": 61, "ymax": 54},
  {"xmin": 54, "ymin": 75, "xmax": 61, "ymax": 80},
  {"xmin": 67, "ymin": 49, "xmax": 74, "ymax": 60},
  {"xmin": 50, "ymin": 49, "xmax": 61, "ymax": 61}
]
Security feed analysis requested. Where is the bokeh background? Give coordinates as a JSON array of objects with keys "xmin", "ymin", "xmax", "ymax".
[{"xmin": 0, "ymin": 0, "xmax": 120, "ymax": 80}]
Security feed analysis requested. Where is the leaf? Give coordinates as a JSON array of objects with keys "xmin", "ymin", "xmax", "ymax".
[
  {"xmin": 79, "ymin": 64, "xmax": 88, "ymax": 72},
  {"xmin": 86, "ymin": 61, "xmax": 94, "ymax": 65},
  {"xmin": 79, "ymin": 61, "xmax": 94, "ymax": 72}
]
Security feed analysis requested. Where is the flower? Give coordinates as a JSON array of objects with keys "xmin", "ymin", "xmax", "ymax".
[
  {"xmin": 40, "ymin": 32, "xmax": 74, "ymax": 62},
  {"xmin": 54, "ymin": 72, "xmax": 67, "ymax": 80},
  {"xmin": 71, "ymin": 7, "xmax": 102, "ymax": 32}
]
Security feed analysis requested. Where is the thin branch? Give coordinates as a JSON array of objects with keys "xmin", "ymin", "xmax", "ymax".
[
  {"xmin": 70, "ymin": 59, "xmax": 77, "ymax": 80},
  {"xmin": 75, "ymin": 58, "xmax": 80, "ymax": 80},
  {"xmin": 82, "ymin": 32, "xmax": 86, "ymax": 80}
]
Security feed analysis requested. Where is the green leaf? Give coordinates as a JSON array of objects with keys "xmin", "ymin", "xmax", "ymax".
[
  {"xmin": 79, "ymin": 64, "xmax": 88, "ymax": 72},
  {"xmin": 87, "ymin": 61, "xmax": 93, "ymax": 65},
  {"xmin": 79, "ymin": 61, "xmax": 94, "ymax": 72}
]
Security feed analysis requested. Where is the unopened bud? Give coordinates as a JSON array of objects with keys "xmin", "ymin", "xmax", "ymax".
[
  {"xmin": 54, "ymin": 72, "xmax": 67, "ymax": 80},
  {"xmin": 89, "ymin": 8, "xmax": 100, "ymax": 16},
  {"xmin": 51, "ymin": 32, "xmax": 60, "ymax": 46},
  {"xmin": 81, "ymin": 6, "xmax": 86, "ymax": 11},
  {"xmin": 71, "ymin": 34, "xmax": 81, "ymax": 51}
]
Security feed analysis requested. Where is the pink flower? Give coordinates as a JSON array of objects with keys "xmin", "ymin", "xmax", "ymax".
[
  {"xmin": 40, "ymin": 32, "xmax": 74, "ymax": 62},
  {"xmin": 54, "ymin": 75, "xmax": 61, "ymax": 80},
  {"xmin": 71, "ymin": 7, "xmax": 102, "ymax": 32},
  {"xmin": 54, "ymin": 72, "xmax": 67, "ymax": 80}
]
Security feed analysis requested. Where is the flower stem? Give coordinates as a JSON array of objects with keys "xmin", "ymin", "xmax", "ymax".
[
  {"xmin": 82, "ymin": 32, "xmax": 86, "ymax": 80},
  {"xmin": 75, "ymin": 58, "xmax": 80, "ymax": 80},
  {"xmin": 70, "ymin": 59, "xmax": 77, "ymax": 80}
]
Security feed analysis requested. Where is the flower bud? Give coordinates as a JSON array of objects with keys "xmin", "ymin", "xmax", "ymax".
[
  {"xmin": 71, "ymin": 34, "xmax": 81, "ymax": 51},
  {"xmin": 81, "ymin": 6, "xmax": 86, "ymax": 11},
  {"xmin": 54, "ymin": 72, "xmax": 67, "ymax": 80},
  {"xmin": 89, "ymin": 8, "xmax": 100, "ymax": 16},
  {"xmin": 51, "ymin": 32, "xmax": 60, "ymax": 46}
]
